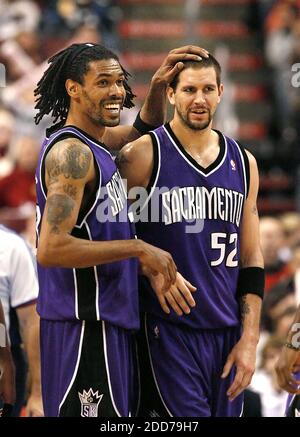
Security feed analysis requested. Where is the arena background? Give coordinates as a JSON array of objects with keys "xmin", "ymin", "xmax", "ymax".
[{"xmin": 0, "ymin": 0, "xmax": 299, "ymax": 417}]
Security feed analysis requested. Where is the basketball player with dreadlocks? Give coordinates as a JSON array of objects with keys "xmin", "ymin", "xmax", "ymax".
[{"xmin": 34, "ymin": 42, "xmax": 208, "ymax": 417}]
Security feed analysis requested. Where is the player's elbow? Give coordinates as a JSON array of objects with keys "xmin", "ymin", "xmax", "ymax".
[
  {"xmin": 37, "ymin": 237, "xmax": 64, "ymax": 267},
  {"xmin": 37, "ymin": 244, "xmax": 54, "ymax": 267}
]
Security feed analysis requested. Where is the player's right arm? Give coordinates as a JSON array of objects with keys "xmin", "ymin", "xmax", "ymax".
[
  {"xmin": 117, "ymin": 137, "xmax": 197, "ymax": 315},
  {"xmin": 37, "ymin": 138, "xmax": 177, "ymax": 290}
]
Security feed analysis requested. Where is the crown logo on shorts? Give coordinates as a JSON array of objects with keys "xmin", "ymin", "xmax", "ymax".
[{"xmin": 78, "ymin": 389, "xmax": 103, "ymax": 417}]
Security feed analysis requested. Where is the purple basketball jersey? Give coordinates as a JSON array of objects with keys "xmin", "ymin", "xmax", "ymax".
[
  {"xmin": 36, "ymin": 125, "xmax": 139, "ymax": 330},
  {"xmin": 136, "ymin": 123, "xmax": 249, "ymax": 329}
]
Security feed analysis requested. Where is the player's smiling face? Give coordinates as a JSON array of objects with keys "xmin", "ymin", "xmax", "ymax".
[
  {"xmin": 167, "ymin": 66, "xmax": 223, "ymax": 131},
  {"xmin": 79, "ymin": 59, "xmax": 126, "ymax": 127}
]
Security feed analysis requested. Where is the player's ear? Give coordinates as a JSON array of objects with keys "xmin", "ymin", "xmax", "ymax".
[
  {"xmin": 217, "ymin": 83, "xmax": 224, "ymax": 104},
  {"xmin": 65, "ymin": 79, "xmax": 80, "ymax": 98},
  {"xmin": 167, "ymin": 86, "xmax": 176, "ymax": 106}
]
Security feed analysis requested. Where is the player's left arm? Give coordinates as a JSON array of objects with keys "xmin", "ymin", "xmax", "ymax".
[
  {"xmin": 221, "ymin": 150, "xmax": 264, "ymax": 401},
  {"xmin": 17, "ymin": 304, "xmax": 44, "ymax": 417},
  {"xmin": 104, "ymin": 45, "xmax": 209, "ymax": 151}
]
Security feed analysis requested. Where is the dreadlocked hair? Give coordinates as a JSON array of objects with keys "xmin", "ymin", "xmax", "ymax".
[{"xmin": 34, "ymin": 43, "xmax": 135, "ymax": 125}]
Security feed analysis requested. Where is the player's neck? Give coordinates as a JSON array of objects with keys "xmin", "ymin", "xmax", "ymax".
[
  {"xmin": 65, "ymin": 111, "xmax": 106, "ymax": 143},
  {"xmin": 169, "ymin": 118, "xmax": 216, "ymax": 153}
]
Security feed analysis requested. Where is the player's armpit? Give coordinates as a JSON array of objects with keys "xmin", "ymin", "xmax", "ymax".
[
  {"xmin": 116, "ymin": 135, "xmax": 154, "ymax": 192},
  {"xmin": 102, "ymin": 124, "xmax": 141, "ymax": 152}
]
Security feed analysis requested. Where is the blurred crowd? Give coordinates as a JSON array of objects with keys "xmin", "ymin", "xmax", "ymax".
[
  {"xmin": 250, "ymin": 0, "xmax": 300, "ymax": 171},
  {"xmin": 0, "ymin": 0, "xmax": 299, "ymax": 417}
]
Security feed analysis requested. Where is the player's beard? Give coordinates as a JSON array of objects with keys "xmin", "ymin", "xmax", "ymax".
[
  {"xmin": 178, "ymin": 107, "xmax": 212, "ymax": 131},
  {"xmin": 83, "ymin": 90, "xmax": 122, "ymax": 127}
]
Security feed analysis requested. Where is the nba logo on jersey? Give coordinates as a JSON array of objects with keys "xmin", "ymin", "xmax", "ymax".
[
  {"xmin": 78, "ymin": 389, "xmax": 103, "ymax": 417},
  {"xmin": 230, "ymin": 159, "xmax": 236, "ymax": 171}
]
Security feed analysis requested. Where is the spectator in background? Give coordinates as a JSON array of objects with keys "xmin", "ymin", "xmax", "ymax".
[
  {"xmin": 0, "ymin": 224, "xmax": 43, "ymax": 416},
  {"xmin": 280, "ymin": 213, "xmax": 300, "ymax": 254},
  {"xmin": 275, "ymin": 303, "xmax": 300, "ymax": 417},
  {"xmin": 0, "ymin": 299, "xmax": 15, "ymax": 417},
  {"xmin": 40, "ymin": 0, "xmax": 120, "ymax": 48},
  {"xmin": 0, "ymin": 108, "xmax": 14, "ymax": 179},
  {"xmin": 0, "ymin": 135, "xmax": 38, "ymax": 233},
  {"xmin": 260, "ymin": 216, "xmax": 291, "ymax": 292},
  {"xmin": 250, "ymin": 336, "xmax": 288, "ymax": 416},
  {"xmin": 261, "ymin": 280, "xmax": 297, "ymax": 337},
  {"xmin": 0, "ymin": 0, "xmax": 41, "ymax": 42}
]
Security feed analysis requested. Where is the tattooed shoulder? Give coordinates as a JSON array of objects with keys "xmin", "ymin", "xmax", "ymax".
[{"xmin": 46, "ymin": 138, "xmax": 92, "ymax": 183}]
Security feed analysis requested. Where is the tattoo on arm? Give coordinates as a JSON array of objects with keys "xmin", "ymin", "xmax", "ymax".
[
  {"xmin": 240, "ymin": 296, "xmax": 250, "ymax": 324},
  {"xmin": 63, "ymin": 184, "xmax": 77, "ymax": 200},
  {"xmin": 47, "ymin": 194, "xmax": 75, "ymax": 234},
  {"xmin": 251, "ymin": 205, "xmax": 258, "ymax": 215},
  {"xmin": 47, "ymin": 141, "xmax": 92, "ymax": 184}
]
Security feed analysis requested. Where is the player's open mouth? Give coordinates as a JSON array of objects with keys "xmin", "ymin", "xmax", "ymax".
[
  {"xmin": 190, "ymin": 109, "xmax": 207, "ymax": 114},
  {"xmin": 103, "ymin": 103, "xmax": 121, "ymax": 114}
]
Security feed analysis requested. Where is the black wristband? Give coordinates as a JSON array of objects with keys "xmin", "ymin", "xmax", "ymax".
[
  {"xmin": 133, "ymin": 111, "xmax": 157, "ymax": 135},
  {"xmin": 237, "ymin": 267, "xmax": 265, "ymax": 299}
]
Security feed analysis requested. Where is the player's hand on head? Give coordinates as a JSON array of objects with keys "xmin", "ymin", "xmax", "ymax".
[
  {"xmin": 152, "ymin": 45, "xmax": 209, "ymax": 86},
  {"xmin": 147, "ymin": 271, "xmax": 197, "ymax": 316}
]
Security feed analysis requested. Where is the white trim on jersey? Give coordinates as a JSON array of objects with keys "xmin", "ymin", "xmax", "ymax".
[
  {"xmin": 239, "ymin": 402, "xmax": 244, "ymax": 417},
  {"xmin": 163, "ymin": 125, "xmax": 228, "ymax": 178},
  {"xmin": 285, "ymin": 394, "xmax": 296, "ymax": 417},
  {"xmin": 144, "ymin": 313, "xmax": 173, "ymax": 417},
  {"xmin": 58, "ymin": 320, "xmax": 85, "ymax": 416},
  {"xmin": 231, "ymin": 139, "xmax": 248, "ymax": 199},
  {"xmin": 84, "ymin": 222, "xmax": 100, "ymax": 321},
  {"xmin": 74, "ymin": 159, "xmax": 102, "ymax": 229},
  {"xmin": 138, "ymin": 130, "xmax": 161, "ymax": 214},
  {"xmin": 102, "ymin": 320, "xmax": 122, "ymax": 417},
  {"xmin": 73, "ymin": 268, "xmax": 79, "ymax": 320}
]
